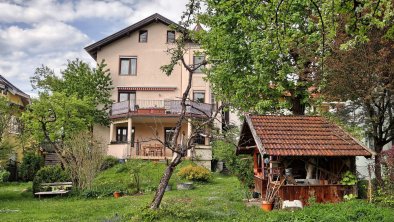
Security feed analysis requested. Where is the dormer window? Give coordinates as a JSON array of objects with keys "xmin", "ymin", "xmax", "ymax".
[
  {"xmin": 139, "ymin": 30, "xmax": 148, "ymax": 43},
  {"xmin": 167, "ymin": 31, "xmax": 175, "ymax": 43}
]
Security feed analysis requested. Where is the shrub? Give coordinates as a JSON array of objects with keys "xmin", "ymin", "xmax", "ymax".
[
  {"xmin": 19, "ymin": 152, "xmax": 44, "ymax": 181},
  {"xmin": 100, "ymin": 156, "xmax": 119, "ymax": 171},
  {"xmin": 32, "ymin": 165, "xmax": 70, "ymax": 193},
  {"xmin": 0, "ymin": 169, "xmax": 10, "ymax": 182},
  {"xmin": 177, "ymin": 164, "xmax": 212, "ymax": 182},
  {"xmin": 340, "ymin": 171, "xmax": 357, "ymax": 185}
]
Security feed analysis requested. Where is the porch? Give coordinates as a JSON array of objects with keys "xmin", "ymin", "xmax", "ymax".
[
  {"xmin": 107, "ymin": 116, "xmax": 210, "ymax": 161},
  {"xmin": 111, "ymin": 99, "xmax": 213, "ymax": 117}
]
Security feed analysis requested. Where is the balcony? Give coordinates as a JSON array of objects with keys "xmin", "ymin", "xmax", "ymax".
[{"xmin": 111, "ymin": 100, "xmax": 213, "ymax": 117}]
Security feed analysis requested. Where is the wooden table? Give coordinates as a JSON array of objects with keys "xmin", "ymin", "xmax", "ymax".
[{"xmin": 143, "ymin": 145, "xmax": 164, "ymax": 156}]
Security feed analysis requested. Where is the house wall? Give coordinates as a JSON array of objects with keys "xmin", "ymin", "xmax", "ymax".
[
  {"xmin": 93, "ymin": 20, "xmax": 218, "ymax": 169},
  {"xmin": 96, "ymin": 22, "xmax": 212, "ymax": 104}
]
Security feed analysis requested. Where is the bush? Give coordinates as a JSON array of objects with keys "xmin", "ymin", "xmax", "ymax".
[
  {"xmin": 100, "ymin": 156, "xmax": 119, "ymax": 171},
  {"xmin": 0, "ymin": 169, "xmax": 10, "ymax": 182},
  {"xmin": 32, "ymin": 165, "xmax": 70, "ymax": 193},
  {"xmin": 177, "ymin": 164, "xmax": 212, "ymax": 182},
  {"xmin": 19, "ymin": 152, "xmax": 44, "ymax": 181}
]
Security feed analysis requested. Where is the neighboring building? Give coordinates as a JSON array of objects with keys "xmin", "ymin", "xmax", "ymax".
[
  {"xmin": 237, "ymin": 115, "xmax": 374, "ymax": 204},
  {"xmin": 0, "ymin": 75, "xmax": 30, "ymax": 134},
  {"xmin": 85, "ymin": 13, "xmax": 215, "ymax": 169}
]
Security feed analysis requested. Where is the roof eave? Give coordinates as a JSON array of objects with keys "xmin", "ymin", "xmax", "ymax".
[
  {"xmin": 244, "ymin": 114, "xmax": 266, "ymax": 156},
  {"xmin": 84, "ymin": 13, "xmax": 180, "ymax": 61}
]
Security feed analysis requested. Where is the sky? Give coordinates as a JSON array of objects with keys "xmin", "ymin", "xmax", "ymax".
[{"xmin": 0, "ymin": 0, "xmax": 189, "ymax": 97}]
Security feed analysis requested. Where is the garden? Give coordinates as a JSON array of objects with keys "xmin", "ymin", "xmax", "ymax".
[{"xmin": 1, "ymin": 158, "xmax": 394, "ymax": 222}]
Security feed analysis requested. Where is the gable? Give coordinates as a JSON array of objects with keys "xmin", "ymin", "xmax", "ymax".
[{"xmin": 85, "ymin": 13, "xmax": 179, "ymax": 60}]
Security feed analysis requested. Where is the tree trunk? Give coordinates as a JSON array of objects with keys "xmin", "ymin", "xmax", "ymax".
[
  {"xmin": 150, "ymin": 154, "xmax": 182, "ymax": 209},
  {"xmin": 290, "ymin": 95, "xmax": 306, "ymax": 115},
  {"xmin": 375, "ymin": 153, "xmax": 383, "ymax": 185}
]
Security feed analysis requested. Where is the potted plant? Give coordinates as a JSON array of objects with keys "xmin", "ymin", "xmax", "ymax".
[
  {"xmin": 262, "ymin": 176, "xmax": 286, "ymax": 212},
  {"xmin": 113, "ymin": 191, "xmax": 121, "ymax": 198}
]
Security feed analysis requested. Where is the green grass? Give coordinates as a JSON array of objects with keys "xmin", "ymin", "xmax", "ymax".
[{"xmin": 1, "ymin": 162, "xmax": 394, "ymax": 221}]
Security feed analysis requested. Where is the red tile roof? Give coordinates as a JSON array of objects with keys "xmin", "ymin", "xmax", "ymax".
[{"xmin": 244, "ymin": 115, "xmax": 373, "ymax": 157}]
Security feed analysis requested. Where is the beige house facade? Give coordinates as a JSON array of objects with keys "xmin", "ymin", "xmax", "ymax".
[{"xmin": 85, "ymin": 14, "xmax": 215, "ymax": 169}]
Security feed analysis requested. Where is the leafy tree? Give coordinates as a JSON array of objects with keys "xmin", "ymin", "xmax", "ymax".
[
  {"xmin": 196, "ymin": 0, "xmax": 394, "ymax": 115},
  {"xmin": 324, "ymin": 25, "xmax": 394, "ymax": 183},
  {"xmin": 0, "ymin": 97, "xmax": 16, "ymax": 166},
  {"xmin": 31, "ymin": 59, "xmax": 113, "ymax": 126},
  {"xmin": 22, "ymin": 92, "xmax": 95, "ymax": 154}
]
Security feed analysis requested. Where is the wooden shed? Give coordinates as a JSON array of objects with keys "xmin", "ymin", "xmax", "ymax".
[{"xmin": 237, "ymin": 115, "xmax": 374, "ymax": 204}]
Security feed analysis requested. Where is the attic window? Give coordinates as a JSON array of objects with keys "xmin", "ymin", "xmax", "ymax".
[
  {"xmin": 139, "ymin": 30, "xmax": 148, "ymax": 43},
  {"xmin": 167, "ymin": 31, "xmax": 175, "ymax": 43}
]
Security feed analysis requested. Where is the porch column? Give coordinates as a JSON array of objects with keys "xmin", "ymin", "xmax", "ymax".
[
  {"xmin": 127, "ymin": 117, "xmax": 133, "ymax": 142},
  {"xmin": 127, "ymin": 118, "xmax": 133, "ymax": 157},
  {"xmin": 187, "ymin": 118, "xmax": 192, "ymax": 157},
  {"xmin": 109, "ymin": 123, "xmax": 114, "ymax": 143}
]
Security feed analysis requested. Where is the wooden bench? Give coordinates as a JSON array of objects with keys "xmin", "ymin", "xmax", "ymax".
[{"xmin": 34, "ymin": 182, "xmax": 73, "ymax": 199}]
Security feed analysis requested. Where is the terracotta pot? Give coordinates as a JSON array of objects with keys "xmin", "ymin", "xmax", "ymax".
[
  {"xmin": 113, "ymin": 192, "xmax": 121, "ymax": 198},
  {"xmin": 261, "ymin": 201, "xmax": 273, "ymax": 212}
]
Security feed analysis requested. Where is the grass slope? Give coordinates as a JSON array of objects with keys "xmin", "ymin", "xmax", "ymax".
[{"xmin": 0, "ymin": 162, "xmax": 393, "ymax": 221}]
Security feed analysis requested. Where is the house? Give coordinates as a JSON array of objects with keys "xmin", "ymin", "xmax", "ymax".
[
  {"xmin": 0, "ymin": 75, "xmax": 30, "ymax": 134},
  {"xmin": 84, "ymin": 13, "xmax": 216, "ymax": 169},
  {"xmin": 237, "ymin": 115, "xmax": 374, "ymax": 204}
]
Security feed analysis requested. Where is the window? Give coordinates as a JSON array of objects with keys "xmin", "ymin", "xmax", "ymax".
[
  {"xmin": 118, "ymin": 92, "xmax": 136, "ymax": 102},
  {"xmin": 167, "ymin": 31, "xmax": 175, "ymax": 43},
  {"xmin": 164, "ymin": 127, "xmax": 175, "ymax": 147},
  {"xmin": 116, "ymin": 127, "xmax": 128, "ymax": 143},
  {"xmin": 119, "ymin": 57, "xmax": 137, "ymax": 75},
  {"xmin": 139, "ymin": 30, "xmax": 148, "ymax": 42},
  {"xmin": 193, "ymin": 91, "xmax": 205, "ymax": 103},
  {"xmin": 193, "ymin": 55, "xmax": 205, "ymax": 73}
]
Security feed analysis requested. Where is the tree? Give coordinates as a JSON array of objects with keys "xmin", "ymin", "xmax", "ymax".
[
  {"xmin": 62, "ymin": 131, "xmax": 106, "ymax": 190},
  {"xmin": 196, "ymin": 0, "xmax": 394, "ymax": 115},
  {"xmin": 324, "ymin": 25, "xmax": 394, "ymax": 183},
  {"xmin": 31, "ymin": 59, "xmax": 113, "ymax": 126},
  {"xmin": 23, "ymin": 59, "xmax": 113, "ymax": 165},
  {"xmin": 150, "ymin": 0, "xmax": 225, "ymax": 209},
  {"xmin": 0, "ymin": 96, "xmax": 16, "ymax": 166},
  {"xmin": 22, "ymin": 92, "xmax": 96, "ymax": 156}
]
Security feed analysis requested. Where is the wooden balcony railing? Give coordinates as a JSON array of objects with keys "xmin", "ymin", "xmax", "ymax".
[{"xmin": 111, "ymin": 100, "xmax": 213, "ymax": 116}]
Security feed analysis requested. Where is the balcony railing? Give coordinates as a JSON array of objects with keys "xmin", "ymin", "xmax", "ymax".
[{"xmin": 111, "ymin": 100, "xmax": 213, "ymax": 116}]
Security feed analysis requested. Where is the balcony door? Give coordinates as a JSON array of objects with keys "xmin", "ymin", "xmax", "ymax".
[{"xmin": 118, "ymin": 92, "xmax": 136, "ymax": 111}]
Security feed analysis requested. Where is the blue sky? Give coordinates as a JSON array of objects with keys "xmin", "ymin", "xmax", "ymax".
[{"xmin": 0, "ymin": 0, "xmax": 188, "ymax": 97}]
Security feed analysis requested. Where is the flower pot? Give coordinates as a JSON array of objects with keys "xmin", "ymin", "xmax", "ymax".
[
  {"xmin": 113, "ymin": 191, "xmax": 121, "ymax": 198},
  {"xmin": 261, "ymin": 201, "xmax": 273, "ymax": 212}
]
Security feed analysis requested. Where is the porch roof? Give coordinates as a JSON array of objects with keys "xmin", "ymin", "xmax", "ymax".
[{"xmin": 238, "ymin": 115, "xmax": 374, "ymax": 157}]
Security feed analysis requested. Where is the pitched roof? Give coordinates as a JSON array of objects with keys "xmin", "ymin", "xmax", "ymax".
[
  {"xmin": 0, "ymin": 75, "xmax": 30, "ymax": 101},
  {"xmin": 239, "ymin": 115, "xmax": 373, "ymax": 157},
  {"xmin": 84, "ymin": 13, "xmax": 179, "ymax": 60}
]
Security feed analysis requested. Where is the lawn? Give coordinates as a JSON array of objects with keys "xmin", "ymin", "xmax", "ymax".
[{"xmin": 1, "ymin": 164, "xmax": 394, "ymax": 221}]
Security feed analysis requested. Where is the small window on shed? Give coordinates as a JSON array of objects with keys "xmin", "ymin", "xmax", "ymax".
[{"xmin": 139, "ymin": 30, "xmax": 148, "ymax": 43}]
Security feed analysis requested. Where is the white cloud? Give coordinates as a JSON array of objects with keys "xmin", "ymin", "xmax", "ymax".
[
  {"xmin": 0, "ymin": 0, "xmax": 135, "ymax": 23},
  {"xmin": 0, "ymin": 22, "xmax": 89, "ymax": 55},
  {"xmin": 126, "ymin": 0, "xmax": 188, "ymax": 24},
  {"xmin": 0, "ymin": 0, "xmax": 187, "ymax": 97}
]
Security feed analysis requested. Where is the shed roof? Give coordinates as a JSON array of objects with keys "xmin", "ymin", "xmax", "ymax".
[{"xmin": 238, "ymin": 115, "xmax": 373, "ymax": 157}]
